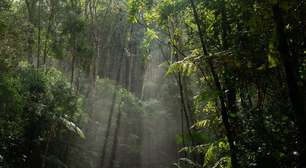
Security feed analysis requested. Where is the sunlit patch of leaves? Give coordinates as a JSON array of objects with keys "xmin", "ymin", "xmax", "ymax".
[
  {"xmin": 167, "ymin": 59, "xmax": 197, "ymax": 76},
  {"xmin": 192, "ymin": 119, "xmax": 210, "ymax": 129}
]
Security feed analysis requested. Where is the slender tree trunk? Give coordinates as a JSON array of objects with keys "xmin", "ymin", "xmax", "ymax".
[
  {"xmin": 41, "ymin": 124, "xmax": 55, "ymax": 168},
  {"xmin": 188, "ymin": 0, "xmax": 238, "ymax": 167},
  {"xmin": 70, "ymin": 38, "xmax": 76, "ymax": 85},
  {"xmin": 88, "ymin": 38, "xmax": 99, "ymax": 116},
  {"xmin": 43, "ymin": 0, "xmax": 55, "ymax": 68},
  {"xmin": 109, "ymin": 99, "xmax": 123, "ymax": 168},
  {"xmin": 177, "ymin": 70, "xmax": 199, "ymax": 165},
  {"xmin": 125, "ymin": 54, "xmax": 130, "ymax": 89},
  {"xmin": 36, "ymin": 0, "xmax": 41, "ymax": 69},
  {"xmin": 100, "ymin": 51, "xmax": 124, "ymax": 168},
  {"xmin": 220, "ymin": 0, "xmax": 239, "ymax": 143},
  {"xmin": 159, "ymin": 44, "xmax": 189, "ymax": 160},
  {"xmin": 273, "ymin": 4, "xmax": 306, "ymax": 166},
  {"xmin": 25, "ymin": 0, "xmax": 36, "ymax": 65},
  {"xmin": 180, "ymin": 108, "xmax": 187, "ymax": 158},
  {"xmin": 177, "ymin": 72, "xmax": 194, "ymax": 145},
  {"xmin": 76, "ymin": 58, "xmax": 81, "ymax": 94},
  {"xmin": 167, "ymin": 21, "xmax": 196, "ymax": 151}
]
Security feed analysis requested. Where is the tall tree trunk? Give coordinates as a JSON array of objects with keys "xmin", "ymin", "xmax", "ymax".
[
  {"xmin": 220, "ymin": 0, "xmax": 239, "ymax": 143},
  {"xmin": 36, "ymin": 0, "xmax": 41, "ymax": 69},
  {"xmin": 188, "ymin": 0, "xmax": 238, "ymax": 167},
  {"xmin": 43, "ymin": 0, "xmax": 56, "ymax": 69},
  {"xmin": 88, "ymin": 39, "xmax": 99, "ymax": 116},
  {"xmin": 159, "ymin": 44, "xmax": 188, "ymax": 159},
  {"xmin": 273, "ymin": 4, "xmax": 306, "ymax": 166},
  {"xmin": 180, "ymin": 108, "xmax": 187, "ymax": 158},
  {"xmin": 70, "ymin": 38, "xmax": 76, "ymax": 85},
  {"xmin": 100, "ymin": 51, "xmax": 124, "ymax": 168},
  {"xmin": 109, "ymin": 99, "xmax": 123, "ymax": 168},
  {"xmin": 177, "ymin": 72, "xmax": 194, "ymax": 146},
  {"xmin": 76, "ymin": 58, "xmax": 81, "ymax": 94},
  {"xmin": 167, "ymin": 21, "xmax": 196, "ymax": 152},
  {"xmin": 41, "ymin": 124, "xmax": 55, "ymax": 168},
  {"xmin": 25, "ymin": 0, "xmax": 36, "ymax": 65}
]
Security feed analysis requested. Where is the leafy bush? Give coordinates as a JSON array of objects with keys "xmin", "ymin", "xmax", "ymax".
[{"xmin": 0, "ymin": 65, "xmax": 84, "ymax": 167}]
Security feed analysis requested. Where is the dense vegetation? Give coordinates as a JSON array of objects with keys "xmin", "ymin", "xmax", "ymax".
[{"xmin": 0, "ymin": 0, "xmax": 305, "ymax": 167}]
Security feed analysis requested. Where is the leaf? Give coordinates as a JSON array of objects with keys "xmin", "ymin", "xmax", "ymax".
[
  {"xmin": 217, "ymin": 141, "xmax": 229, "ymax": 150},
  {"xmin": 268, "ymin": 53, "xmax": 279, "ymax": 68},
  {"xmin": 178, "ymin": 146, "xmax": 192, "ymax": 153},
  {"xmin": 204, "ymin": 144, "xmax": 216, "ymax": 166},
  {"xmin": 192, "ymin": 120, "xmax": 209, "ymax": 129},
  {"xmin": 191, "ymin": 144, "xmax": 209, "ymax": 154},
  {"xmin": 256, "ymin": 64, "xmax": 266, "ymax": 70},
  {"xmin": 75, "ymin": 126, "xmax": 85, "ymax": 139},
  {"xmin": 59, "ymin": 117, "xmax": 85, "ymax": 139},
  {"xmin": 145, "ymin": 28, "xmax": 159, "ymax": 40},
  {"xmin": 212, "ymin": 156, "xmax": 231, "ymax": 168}
]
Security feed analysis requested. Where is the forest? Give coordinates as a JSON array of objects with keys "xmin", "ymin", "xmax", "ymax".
[{"xmin": 0, "ymin": 0, "xmax": 305, "ymax": 167}]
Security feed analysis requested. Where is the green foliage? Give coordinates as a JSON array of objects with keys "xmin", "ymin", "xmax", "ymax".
[
  {"xmin": 0, "ymin": 65, "xmax": 84, "ymax": 167},
  {"xmin": 127, "ymin": 0, "xmax": 145, "ymax": 23},
  {"xmin": 131, "ymin": 0, "xmax": 306, "ymax": 166},
  {"xmin": 167, "ymin": 59, "xmax": 197, "ymax": 76},
  {"xmin": 0, "ymin": 0, "xmax": 305, "ymax": 167},
  {"xmin": 191, "ymin": 119, "xmax": 209, "ymax": 129},
  {"xmin": 0, "ymin": 74, "xmax": 24, "ymax": 138},
  {"xmin": 143, "ymin": 28, "xmax": 159, "ymax": 48},
  {"xmin": 203, "ymin": 139, "xmax": 230, "ymax": 168}
]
